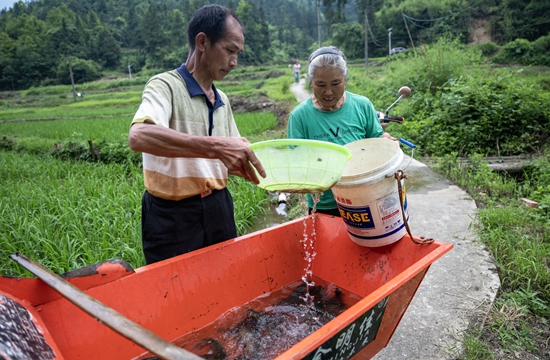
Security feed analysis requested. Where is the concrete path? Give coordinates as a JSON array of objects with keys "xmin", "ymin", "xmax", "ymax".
[
  {"xmin": 289, "ymin": 80, "xmax": 501, "ymax": 359},
  {"xmin": 290, "ymin": 77, "xmax": 311, "ymax": 103},
  {"xmin": 372, "ymin": 156, "xmax": 500, "ymax": 359}
]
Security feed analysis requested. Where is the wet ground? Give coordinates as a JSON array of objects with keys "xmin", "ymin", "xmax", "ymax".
[{"xmin": 249, "ymin": 202, "xmax": 288, "ymax": 233}]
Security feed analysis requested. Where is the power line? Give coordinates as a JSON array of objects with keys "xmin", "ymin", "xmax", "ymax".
[
  {"xmin": 402, "ymin": 0, "xmax": 485, "ymax": 23},
  {"xmin": 366, "ymin": 17, "xmax": 382, "ymax": 46}
]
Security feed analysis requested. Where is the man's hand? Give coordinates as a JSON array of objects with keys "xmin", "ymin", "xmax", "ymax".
[
  {"xmin": 214, "ymin": 137, "xmax": 266, "ymax": 184},
  {"xmin": 129, "ymin": 123, "xmax": 266, "ymax": 184}
]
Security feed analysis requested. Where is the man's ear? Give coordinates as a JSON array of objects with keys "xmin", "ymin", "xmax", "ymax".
[{"xmin": 196, "ymin": 32, "xmax": 208, "ymax": 52}]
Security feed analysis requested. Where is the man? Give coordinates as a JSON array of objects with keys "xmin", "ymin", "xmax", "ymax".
[{"xmin": 128, "ymin": 4, "xmax": 266, "ymax": 265}]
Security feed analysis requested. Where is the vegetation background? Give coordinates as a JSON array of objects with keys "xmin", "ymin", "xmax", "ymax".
[
  {"xmin": 1, "ymin": 0, "xmax": 550, "ymax": 91},
  {"xmin": 0, "ymin": 0, "xmax": 549, "ymax": 359}
]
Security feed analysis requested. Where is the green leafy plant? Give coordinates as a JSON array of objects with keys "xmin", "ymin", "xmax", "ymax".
[{"xmin": 473, "ymin": 42, "xmax": 501, "ymax": 58}]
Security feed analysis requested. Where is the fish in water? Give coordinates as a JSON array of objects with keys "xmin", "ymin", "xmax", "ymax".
[
  {"xmin": 180, "ymin": 283, "xmax": 348, "ymax": 359},
  {"xmin": 191, "ymin": 337, "xmax": 227, "ymax": 360},
  {"xmin": 279, "ymin": 283, "xmax": 345, "ymax": 316}
]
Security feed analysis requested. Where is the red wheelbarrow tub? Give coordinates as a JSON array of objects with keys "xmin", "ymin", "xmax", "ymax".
[{"xmin": 0, "ymin": 214, "xmax": 452, "ymax": 360}]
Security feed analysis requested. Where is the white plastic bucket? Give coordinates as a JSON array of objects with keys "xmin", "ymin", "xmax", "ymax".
[{"xmin": 332, "ymin": 138, "xmax": 409, "ymax": 247}]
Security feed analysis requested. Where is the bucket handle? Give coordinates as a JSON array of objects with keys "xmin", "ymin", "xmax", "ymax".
[
  {"xmin": 399, "ymin": 138, "xmax": 415, "ymax": 172},
  {"xmin": 385, "ymin": 139, "xmax": 415, "ymax": 178},
  {"xmin": 394, "ymin": 169, "xmax": 434, "ymax": 245}
]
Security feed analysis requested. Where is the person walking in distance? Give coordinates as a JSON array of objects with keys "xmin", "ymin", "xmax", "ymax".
[{"xmin": 293, "ymin": 59, "xmax": 301, "ymax": 83}]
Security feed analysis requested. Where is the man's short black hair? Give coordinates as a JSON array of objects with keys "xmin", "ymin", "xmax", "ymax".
[{"xmin": 187, "ymin": 4, "xmax": 243, "ymax": 50}]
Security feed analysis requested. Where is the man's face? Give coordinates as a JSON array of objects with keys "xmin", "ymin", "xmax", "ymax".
[{"xmin": 204, "ymin": 17, "xmax": 244, "ymax": 81}]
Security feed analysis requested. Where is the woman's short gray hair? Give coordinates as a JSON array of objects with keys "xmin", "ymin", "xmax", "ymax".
[{"xmin": 307, "ymin": 46, "xmax": 348, "ymax": 84}]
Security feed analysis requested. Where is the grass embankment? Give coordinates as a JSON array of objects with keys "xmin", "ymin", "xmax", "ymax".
[{"xmin": 435, "ymin": 155, "xmax": 550, "ymax": 359}]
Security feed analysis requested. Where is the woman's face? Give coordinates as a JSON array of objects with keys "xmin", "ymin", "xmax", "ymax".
[{"xmin": 311, "ymin": 66, "xmax": 346, "ymax": 111}]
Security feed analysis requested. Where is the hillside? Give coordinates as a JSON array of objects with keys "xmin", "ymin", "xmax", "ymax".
[{"xmin": 0, "ymin": 0, "xmax": 549, "ymax": 91}]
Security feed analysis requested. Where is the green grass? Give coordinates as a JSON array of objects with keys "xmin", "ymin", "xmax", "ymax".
[
  {"xmin": 433, "ymin": 153, "xmax": 550, "ymax": 358},
  {"xmin": 0, "ymin": 104, "xmax": 137, "ymax": 121},
  {"xmin": 1, "ymin": 117, "xmax": 131, "ymax": 142},
  {"xmin": 0, "ymin": 151, "xmax": 144, "ymax": 276},
  {"xmin": 0, "ymin": 106, "xmax": 139, "ymax": 123},
  {"xmin": 447, "ymin": 326, "xmax": 495, "ymax": 360},
  {"xmin": 229, "ymin": 176, "xmax": 270, "ymax": 235},
  {"xmin": 235, "ymin": 112, "xmax": 277, "ymax": 138},
  {"xmin": 1, "ymin": 112, "xmax": 276, "ymax": 147},
  {"xmin": 0, "ymin": 148, "xmax": 270, "ymax": 276},
  {"xmin": 220, "ymin": 64, "xmax": 298, "ymax": 103},
  {"xmin": 434, "ymin": 155, "xmax": 550, "ymax": 300},
  {"xmin": 479, "ymin": 206, "xmax": 550, "ymax": 301}
]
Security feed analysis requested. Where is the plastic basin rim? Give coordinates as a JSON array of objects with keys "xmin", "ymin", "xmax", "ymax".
[{"xmin": 250, "ymin": 139, "xmax": 352, "ymax": 160}]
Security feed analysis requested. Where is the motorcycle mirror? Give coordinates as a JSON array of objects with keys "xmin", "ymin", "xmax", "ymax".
[
  {"xmin": 398, "ymin": 86, "xmax": 411, "ymax": 99},
  {"xmin": 386, "ymin": 86, "xmax": 411, "ymax": 116}
]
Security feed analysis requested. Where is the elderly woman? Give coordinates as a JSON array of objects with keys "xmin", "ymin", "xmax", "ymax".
[{"xmin": 287, "ymin": 46, "xmax": 394, "ymax": 217}]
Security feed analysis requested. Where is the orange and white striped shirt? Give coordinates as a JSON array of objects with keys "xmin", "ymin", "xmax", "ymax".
[{"xmin": 132, "ymin": 65, "xmax": 240, "ymax": 200}]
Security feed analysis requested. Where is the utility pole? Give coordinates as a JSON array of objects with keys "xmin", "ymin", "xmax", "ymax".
[
  {"xmin": 387, "ymin": 28, "xmax": 392, "ymax": 55},
  {"xmin": 67, "ymin": 52, "xmax": 76, "ymax": 102},
  {"xmin": 402, "ymin": 11, "xmax": 415, "ymax": 52},
  {"xmin": 316, "ymin": 0, "xmax": 322, "ymax": 48},
  {"xmin": 364, "ymin": 9, "xmax": 369, "ymax": 69}
]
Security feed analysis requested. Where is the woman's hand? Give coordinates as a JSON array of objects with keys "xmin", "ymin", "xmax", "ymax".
[{"xmin": 381, "ymin": 132, "xmax": 397, "ymax": 141}]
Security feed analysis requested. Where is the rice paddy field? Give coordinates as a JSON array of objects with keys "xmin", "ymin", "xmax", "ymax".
[{"xmin": 0, "ymin": 67, "xmax": 289, "ymax": 276}]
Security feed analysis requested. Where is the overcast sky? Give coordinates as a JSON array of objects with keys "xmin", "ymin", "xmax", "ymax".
[{"xmin": 0, "ymin": 0, "xmax": 17, "ymax": 11}]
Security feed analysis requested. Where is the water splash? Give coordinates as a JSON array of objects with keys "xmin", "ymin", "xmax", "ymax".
[{"xmin": 299, "ymin": 193, "xmax": 321, "ymax": 308}]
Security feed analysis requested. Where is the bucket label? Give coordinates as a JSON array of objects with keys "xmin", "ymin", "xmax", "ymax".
[
  {"xmin": 337, "ymin": 204, "xmax": 376, "ymax": 229},
  {"xmin": 377, "ymin": 190, "xmax": 403, "ymax": 231}
]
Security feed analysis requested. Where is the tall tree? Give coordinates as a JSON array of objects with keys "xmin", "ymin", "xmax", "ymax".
[
  {"xmin": 332, "ymin": 22, "xmax": 364, "ymax": 58},
  {"xmin": 322, "ymin": 0, "xmax": 348, "ymax": 38},
  {"xmin": 92, "ymin": 26, "xmax": 121, "ymax": 68},
  {"xmin": 0, "ymin": 31, "xmax": 17, "ymax": 89},
  {"xmin": 165, "ymin": 9, "xmax": 186, "ymax": 49},
  {"xmin": 126, "ymin": 7, "xmax": 143, "ymax": 49},
  {"xmin": 496, "ymin": 0, "xmax": 550, "ymax": 43},
  {"xmin": 139, "ymin": 2, "xmax": 166, "ymax": 63},
  {"xmin": 236, "ymin": 0, "xmax": 269, "ymax": 64}
]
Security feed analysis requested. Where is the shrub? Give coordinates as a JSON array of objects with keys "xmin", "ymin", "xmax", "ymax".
[
  {"xmin": 493, "ymin": 39, "xmax": 533, "ymax": 65},
  {"xmin": 491, "ymin": 36, "xmax": 550, "ymax": 66},
  {"xmin": 406, "ymin": 74, "xmax": 550, "ymax": 157},
  {"xmin": 531, "ymin": 34, "xmax": 550, "ymax": 66},
  {"xmin": 349, "ymin": 34, "xmax": 486, "ymax": 102},
  {"xmin": 386, "ymin": 34, "xmax": 486, "ymax": 94},
  {"xmin": 56, "ymin": 57, "xmax": 102, "ymax": 85},
  {"xmin": 521, "ymin": 153, "xmax": 550, "ymax": 218},
  {"xmin": 474, "ymin": 41, "xmax": 500, "ymax": 57}
]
